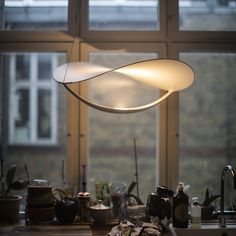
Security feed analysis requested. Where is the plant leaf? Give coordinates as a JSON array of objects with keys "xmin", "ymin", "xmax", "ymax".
[
  {"xmin": 9, "ymin": 180, "xmax": 30, "ymax": 190},
  {"xmin": 127, "ymin": 181, "xmax": 136, "ymax": 195},
  {"xmin": 210, "ymin": 195, "xmax": 220, "ymax": 203},
  {"xmin": 129, "ymin": 193, "xmax": 144, "ymax": 205},
  {"xmin": 6, "ymin": 165, "xmax": 17, "ymax": 185}
]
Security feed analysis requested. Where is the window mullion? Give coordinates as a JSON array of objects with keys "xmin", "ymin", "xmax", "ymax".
[
  {"xmin": 9, "ymin": 54, "xmax": 16, "ymax": 143},
  {"xmin": 30, "ymin": 54, "xmax": 38, "ymax": 144},
  {"xmin": 51, "ymin": 54, "xmax": 58, "ymax": 144}
]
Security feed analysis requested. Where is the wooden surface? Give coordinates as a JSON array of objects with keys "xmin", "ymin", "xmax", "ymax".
[
  {"xmin": 0, "ymin": 220, "xmax": 177, "ymax": 236},
  {"xmin": 0, "ymin": 224, "xmax": 112, "ymax": 236}
]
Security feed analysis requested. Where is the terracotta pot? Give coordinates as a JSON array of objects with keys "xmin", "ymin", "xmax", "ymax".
[{"xmin": 0, "ymin": 195, "xmax": 22, "ymax": 224}]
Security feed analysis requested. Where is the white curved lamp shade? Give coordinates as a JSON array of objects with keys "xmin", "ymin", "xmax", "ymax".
[
  {"xmin": 53, "ymin": 61, "xmax": 109, "ymax": 84},
  {"xmin": 53, "ymin": 59, "xmax": 195, "ymax": 113}
]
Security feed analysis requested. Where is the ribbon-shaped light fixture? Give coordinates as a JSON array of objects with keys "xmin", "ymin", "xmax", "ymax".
[{"xmin": 53, "ymin": 59, "xmax": 194, "ymax": 113}]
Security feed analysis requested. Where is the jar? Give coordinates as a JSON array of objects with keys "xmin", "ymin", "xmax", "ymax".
[
  {"xmin": 191, "ymin": 197, "xmax": 201, "ymax": 228},
  {"xmin": 110, "ymin": 182, "xmax": 126, "ymax": 219},
  {"xmin": 77, "ymin": 192, "xmax": 91, "ymax": 223}
]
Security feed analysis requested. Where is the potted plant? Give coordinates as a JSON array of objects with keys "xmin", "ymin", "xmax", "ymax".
[
  {"xmin": 126, "ymin": 181, "xmax": 146, "ymax": 222},
  {"xmin": 95, "ymin": 181, "xmax": 111, "ymax": 206},
  {"xmin": 201, "ymin": 188, "xmax": 220, "ymax": 220},
  {"xmin": 127, "ymin": 181, "xmax": 143, "ymax": 206},
  {"xmin": 0, "ymin": 162, "xmax": 30, "ymax": 224}
]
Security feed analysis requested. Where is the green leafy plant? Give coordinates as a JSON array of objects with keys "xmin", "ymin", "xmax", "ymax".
[
  {"xmin": 202, "ymin": 188, "xmax": 220, "ymax": 207},
  {"xmin": 127, "ymin": 181, "xmax": 144, "ymax": 205},
  {"xmin": 0, "ymin": 164, "xmax": 30, "ymax": 198},
  {"xmin": 95, "ymin": 181, "xmax": 111, "ymax": 206}
]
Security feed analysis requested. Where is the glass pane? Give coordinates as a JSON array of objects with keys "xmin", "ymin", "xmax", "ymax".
[
  {"xmin": 87, "ymin": 52, "xmax": 159, "ymax": 204},
  {"xmin": 179, "ymin": 52, "xmax": 236, "ymax": 211},
  {"xmin": 0, "ymin": 52, "xmax": 67, "ymax": 211},
  {"xmin": 14, "ymin": 88, "xmax": 30, "ymax": 143},
  {"xmin": 2, "ymin": 0, "xmax": 68, "ymax": 30},
  {"xmin": 179, "ymin": 0, "xmax": 236, "ymax": 31},
  {"xmin": 38, "ymin": 54, "xmax": 51, "ymax": 80},
  {"xmin": 16, "ymin": 54, "xmax": 30, "ymax": 80},
  {"xmin": 38, "ymin": 89, "xmax": 51, "ymax": 138},
  {"xmin": 89, "ymin": 0, "xmax": 159, "ymax": 31}
]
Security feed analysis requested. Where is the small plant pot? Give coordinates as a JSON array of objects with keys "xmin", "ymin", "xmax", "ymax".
[
  {"xmin": 0, "ymin": 195, "xmax": 22, "ymax": 224},
  {"xmin": 201, "ymin": 205, "xmax": 214, "ymax": 220}
]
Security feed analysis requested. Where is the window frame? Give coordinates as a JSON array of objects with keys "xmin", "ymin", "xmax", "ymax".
[{"xmin": 0, "ymin": 0, "xmax": 235, "ymax": 193}]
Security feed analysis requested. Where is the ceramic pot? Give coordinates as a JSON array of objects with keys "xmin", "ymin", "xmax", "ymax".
[
  {"xmin": 55, "ymin": 198, "xmax": 78, "ymax": 223},
  {"xmin": 89, "ymin": 200, "xmax": 112, "ymax": 225},
  {"xmin": 0, "ymin": 195, "xmax": 22, "ymax": 224}
]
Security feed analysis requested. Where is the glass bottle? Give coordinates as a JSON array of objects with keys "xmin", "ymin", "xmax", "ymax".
[
  {"xmin": 173, "ymin": 183, "xmax": 189, "ymax": 228},
  {"xmin": 191, "ymin": 197, "xmax": 201, "ymax": 228}
]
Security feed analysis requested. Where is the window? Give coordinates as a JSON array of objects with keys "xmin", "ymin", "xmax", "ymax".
[
  {"xmin": 86, "ymin": 51, "xmax": 159, "ymax": 202},
  {"xmin": 179, "ymin": 51, "xmax": 236, "ymax": 208},
  {"xmin": 4, "ymin": 52, "xmax": 64, "ymax": 145},
  {"xmin": 179, "ymin": 0, "xmax": 236, "ymax": 31},
  {"xmin": 1, "ymin": 51, "xmax": 67, "ymax": 210},
  {"xmin": 89, "ymin": 0, "xmax": 159, "ymax": 31},
  {"xmin": 0, "ymin": 0, "xmax": 236, "ymax": 210},
  {"xmin": 1, "ymin": 0, "xmax": 68, "ymax": 30}
]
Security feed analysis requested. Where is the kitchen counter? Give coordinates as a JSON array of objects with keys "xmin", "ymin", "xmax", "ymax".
[
  {"xmin": 1, "ymin": 221, "xmax": 236, "ymax": 236},
  {"xmin": 0, "ymin": 221, "xmax": 177, "ymax": 236},
  {"xmin": 173, "ymin": 223, "xmax": 236, "ymax": 236},
  {"xmin": 0, "ymin": 224, "xmax": 176, "ymax": 236},
  {"xmin": 0, "ymin": 224, "xmax": 111, "ymax": 236}
]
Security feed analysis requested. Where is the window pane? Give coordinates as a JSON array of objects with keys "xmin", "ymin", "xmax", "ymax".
[
  {"xmin": 179, "ymin": 52, "xmax": 236, "ymax": 210},
  {"xmin": 14, "ymin": 88, "xmax": 30, "ymax": 143},
  {"xmin": 1, "ymin": 51, "xmax": 67, "ymax": 211},
  {"xmin": 16, "ymin": 54, "xmax": 30, "ymax": 80},
  {"xmin": 2, "ymin": 52, "xmax": 66, "ymax": 144},
  {"xmin": 2, "ymin": 0, "xmax": 68, "ymax": 30},
  {"xmin": 38, "ymin": 89, "xmax": 51, "ymax": 138},
  {"xmin": 87, "ymin": 52, "xmax": 159, "ymax": 204},
  {"xmin": 89, "ymin": 0, "xmax": 159, "ymax": 31},
  {"xmin": 38, "ymin": 54, "xmax": 51, "ymax": 80},
  {"xmin": 179, "ymin": 0, "xmax": 236, "ymax": 31}
]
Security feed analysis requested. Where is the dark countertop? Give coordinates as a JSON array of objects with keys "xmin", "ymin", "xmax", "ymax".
[
  {"xmin": 0, "ymin": 224, "xmax": 176, "ymax": 236},
  {"xmin": 0, "ymin": 222, "xmax": 112, "ymax": 236}
]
